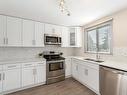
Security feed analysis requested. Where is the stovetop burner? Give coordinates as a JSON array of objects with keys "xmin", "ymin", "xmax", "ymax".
[{"xmin": 40, "ymin": 51, "xmax": 65, "ymax": 61}]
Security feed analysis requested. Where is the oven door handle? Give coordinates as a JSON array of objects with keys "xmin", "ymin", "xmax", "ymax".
[{"xmin": 47, "ymin": 60, "xmax": 65, "ymax": 63}]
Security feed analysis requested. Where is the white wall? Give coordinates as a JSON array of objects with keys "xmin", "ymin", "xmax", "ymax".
[{"xmin": 74, "ymin": 8, "xmax": 127, "ymax": 58}]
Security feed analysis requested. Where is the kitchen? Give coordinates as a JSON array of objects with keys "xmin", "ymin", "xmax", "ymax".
[{"xmin": 0, "ymin": 0, "xmax": 127, "ymax": 95}]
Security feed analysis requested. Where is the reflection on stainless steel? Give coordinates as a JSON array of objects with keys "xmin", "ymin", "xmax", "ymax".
[{"xmin": 100, "ymin": 66, "xmax": 127, "ymax": 95}]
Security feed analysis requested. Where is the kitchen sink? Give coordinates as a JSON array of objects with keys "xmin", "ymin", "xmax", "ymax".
[{"xmin": 84, "ymin": 58, "xmax": 104, "ymax": 63}]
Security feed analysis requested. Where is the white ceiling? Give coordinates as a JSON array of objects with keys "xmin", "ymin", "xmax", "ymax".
[{"xmin": 0, "ymin": 0, "xmax": 127, "ymax": 26}]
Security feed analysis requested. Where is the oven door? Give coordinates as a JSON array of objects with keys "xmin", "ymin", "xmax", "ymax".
[{"xmin": 47, "ymin": 60, "xmax": 65, "ymax": 77}]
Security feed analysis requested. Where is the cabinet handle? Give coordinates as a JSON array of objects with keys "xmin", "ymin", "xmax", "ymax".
[
  {"xmin": 33, "ymin": 69, "xmax": 36, "ymax": 75},
  {"xmin": 8, "ymin": 65, "xmax": 17, "ymax": 68},
  {"xmin": 34, "ymin": 40, "xmax": 36, "ymax": 45},
  {"xmin": 3, "ymin": 73, "xmax": 5, "ymax": 80},
  {"xmin": 4, "ymin": 38, "xmax": 6, "ymax": 45},
  {"xmin": 0, "ymin": 73, "xmax": 1, "ymax": 81},
  {"xmin": 6, "ymin": 38, "xmax": 8, "ymax": 44},
  {"xmin": 76, "ymin": 65, "xmax": 78, "ymax": 71},
  {"xmin": 84, "ymin": 69, "xmax": 88, "ymax": 76},
  {"xmin": 32, "ymin": 40, "xmax": 34, "ymax": 45}
]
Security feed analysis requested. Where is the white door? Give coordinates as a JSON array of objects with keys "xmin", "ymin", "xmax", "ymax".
[
  {"xmin": 0, "ymin": 15, "xmax": 6, "ymax": 46},
  {"xmin": 0, "ymin": 72, "xmax": 2, "ymax": 93},
  {"xmin": 35, "ymin": 66, "xmax": 46, "ymax": 84},
  {"xmin": 87, "ymin": 67, "xmax": 99, "ymax": 92},
  {"xmin": 3, "ymin": 69, "xmax": 21, "ymax": 91},
  {"xmin": 6, "ymin": 17, "xmax": 22, "ymax": 46},
  {"xmin": 22, "ymin": 20, "xmax": 34, "ymax": 46},
  {"xmin": 65, "ymin": 58, "xmax": 71, "ymax": 77},
  {"xmin": 35, "ymin": 22, "xmax": 44, "ymax": 47},
  {"xmin": 22, "ymin": 67, "xmax": 35, "ymax": 87},
  {"xmin": 61, "ymin": 27, "xmax": 69, "ymax": 47}
]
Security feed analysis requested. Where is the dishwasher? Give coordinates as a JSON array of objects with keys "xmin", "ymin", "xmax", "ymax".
[{"xmin": 100, "ymin": 66, "xmax": 127, "ymax": 95}]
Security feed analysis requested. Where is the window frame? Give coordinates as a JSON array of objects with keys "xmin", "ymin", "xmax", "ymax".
[{"xmin": 84, "ymin": 20, "xmax": 113, "ymax": 54}]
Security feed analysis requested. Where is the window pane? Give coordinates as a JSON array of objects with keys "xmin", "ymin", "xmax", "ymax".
[
  {"xmin": 98, "ymin": 25, "xmax": 110, "ymax": 52},
  {"xmin": 87, "ymin": 30, "xmax": 97, "ymax": 52}
]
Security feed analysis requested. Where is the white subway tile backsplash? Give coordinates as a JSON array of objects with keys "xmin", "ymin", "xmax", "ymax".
[{"xmin": 0, "ymin": 46, "xmax": 74, "ymax": 61}]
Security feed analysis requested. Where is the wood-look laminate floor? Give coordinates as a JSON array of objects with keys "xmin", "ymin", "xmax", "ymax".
[{"xmin": 7, "ymin": 78, "xmax": 97, "ymax": 95}]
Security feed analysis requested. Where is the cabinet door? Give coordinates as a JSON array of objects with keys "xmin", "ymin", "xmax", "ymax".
[
  {"xmin": 22, "ymin": 67, "xmax": 35, "ymax": 87},
  {"xmin": 0, "ymin": 15, "xmax": 6, "ymax": 46},
  {"xmin": 53, "ymin": 25, "xmax": 61, "ymax": 36},
  {"xmin": 3, "ymin": 69, "xmax": 21, "ymax": 91},
  {"xmin": 35, "ymin": 22, "xmax": 44, "ymax": 47},
  {"xmin": 35, "ymin": 66, "xmax": 46, "ymax": 84},
  {"xmin": 7, "ymin": 17, "xmax": 22, "ymax": 46},
  {"xmin": 87, "ymin": 67, "xmax": 99, "ymax": 92},
  {"xmin": 0, "ymin": 72, "xmax": 2, "ymax": 93},
  {"xmin": 76, "ymin": 27, "xmax": 82, "ymax": 47},
  {"xmin": 71, "ymin": 59, "xmax": 78, "ymax": 80},
  {"xmin": 61, "ymin": 27, "xmax": 69, "ymax": 47},
  {"xmin": 65, "ymin": 58, "xmax": 71, "ymax": 77},
  {"xmin": 69, "ymin": 28, "xmax": 76, "ymax": 46},
  {"xmin": 78, "ymin": 64, "xmax": 88, "ymax": 84},
  {"xmin": 45, "ymin": 24, "xmax": 54, "ymax": 34},
  {"xmin": 22, "ymin": 20, "xmax": 34, "ymax": 46}
]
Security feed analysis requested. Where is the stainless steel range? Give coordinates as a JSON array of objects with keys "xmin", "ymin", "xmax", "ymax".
[{"xmin": 42, "ymin": 51, "xmax": 65, "ymax": 84}]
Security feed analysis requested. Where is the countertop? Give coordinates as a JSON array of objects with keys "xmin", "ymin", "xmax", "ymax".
[
  {"xmin": 0, "ymin": 57, "xmax": 46, "ymax": 65},
  {"xmin": 69, "ymin": 56, "xmax": 127, "ymax": 71}
]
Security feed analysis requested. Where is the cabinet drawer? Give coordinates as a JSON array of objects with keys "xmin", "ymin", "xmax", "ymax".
[
  {"xmin": 22, "ymin": 62, "xmax": 35, "ymax": 68},
  {"xmin": 36, "ymin": 61, "xmax": 46, "ymax": 66},
  {"xmin": 3, "ymin": 64, "xmax": 21, "ymax": 70},
  {"xmin": 0, "ymin": 65, "xmax": 3, "ymax": 71}
]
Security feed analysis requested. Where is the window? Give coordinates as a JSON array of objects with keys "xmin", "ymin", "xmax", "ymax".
[{"xmin": 86, "ymin": 21, "xmax": 112, "ymax": 54}]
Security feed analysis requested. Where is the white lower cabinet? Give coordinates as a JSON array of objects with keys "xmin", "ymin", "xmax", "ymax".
[
  {"xmin": 0, "ymin": 72, "xmax": 2, "ymax": 93},
  {"xmin": 22, "ymin": 67, "xmax": 35, "ymax": 87},
  {"xmin": 71, "ymin": 58, "xmax": 99, "ymax": 94},
  {"xmin": 71, "ymin": 59, "xmax": 79, "ymax": 80},
  {"xmin": 78, "ymin": 64, "xmax": 88, "ymax": 84},
  {"xmin": 65, "ymin": 58, "xmax": 72, "ymax": 77},
  {"xmin": 3, "ymin": 69, "xmax": 21, "ymax": 91},
  {"xmin": 87, "ymin": 67, "xmax": 99, "ymax": 92},
  {"xmin": 35, "ymin": 65, "xmax": 46, "ymax": 84}
]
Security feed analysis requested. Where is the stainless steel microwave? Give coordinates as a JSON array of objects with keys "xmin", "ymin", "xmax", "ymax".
[{"xmin": 44, "ymin": 34, "xmax": 62, "ymax": 45}]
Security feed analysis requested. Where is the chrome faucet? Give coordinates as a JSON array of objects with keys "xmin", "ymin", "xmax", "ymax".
[{"xmin": 96, "ymin": 52, "xmax": 100, "ymax": 61}]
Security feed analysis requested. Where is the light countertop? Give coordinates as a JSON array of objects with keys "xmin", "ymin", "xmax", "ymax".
[
  {"xmin": 69, "ymin": 56, "xmax": 127, "ymax": 71},
  {"xmin": 0, "ymin": 58, "xmax": 46, "ymax": 65}
]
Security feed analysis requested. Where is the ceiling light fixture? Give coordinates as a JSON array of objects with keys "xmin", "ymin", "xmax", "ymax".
[{"xmin": 59, "ymin": 0, "xmax": 71, "ymax": 16}]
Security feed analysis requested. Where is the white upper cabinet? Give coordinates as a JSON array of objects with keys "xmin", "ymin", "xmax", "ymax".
[
  {"xmin": 34, "ymin": 22, "xmax": 44, "ymax": 47},
  {"xmin": 0, "ymin": 15, "xmax": 6, "ymax": 46},
  {"xmin": 6, "ymin": 17, "xmax": 22, "ymax": 46},
  {"xmin": 45, "ymin": 24, "xmax": 61, "ymax": 36},
  {"xmin": 69, "ymin": 27, "xmax": 82, "ymax": 47},
  {"xmin": 61, "ymin": 27, "xmax": 69, "ymax": 47},
  {"xmin": 22, "ymin": 20, "xmax": 34, "ymax": 47}
]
